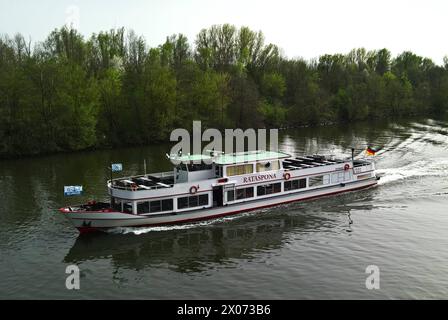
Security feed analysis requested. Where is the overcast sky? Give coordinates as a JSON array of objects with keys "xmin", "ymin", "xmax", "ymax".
[{"xmin": 1, "ymin": 0, "xmax": 447, "ymax": 64}]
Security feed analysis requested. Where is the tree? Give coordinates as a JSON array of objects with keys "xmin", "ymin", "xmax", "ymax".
[{"xmin": 1, "ymin": 24, "xmax": 447, "ymax": 158}]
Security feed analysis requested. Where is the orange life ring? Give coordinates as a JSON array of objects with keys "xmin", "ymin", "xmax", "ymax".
[
  {"xmin": 284, "ymin": 172, "xmax": 291, "ymax": 180},
  {"xmin": 344, "ymin": 164, "xmax": 350, "ymax": 171},
  {"xmin": 190, "ymin": 185, "xmax": 198, "ymax": 194}
]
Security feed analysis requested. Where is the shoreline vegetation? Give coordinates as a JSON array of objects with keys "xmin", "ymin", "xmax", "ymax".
[{"xmin": 1, "ymin": 24, "xmax": 448, "ymax": 159}]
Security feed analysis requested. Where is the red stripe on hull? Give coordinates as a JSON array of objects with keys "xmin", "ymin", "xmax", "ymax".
[{"xmin": 76, "ymin": 181, "xmax": 377, "ymax": 234}]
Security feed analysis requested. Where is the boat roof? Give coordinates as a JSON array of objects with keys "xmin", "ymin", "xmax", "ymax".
[
  {"xmin": 214, "ymin": 150, "xmax": 290, "ymax": 165},
  {"xmin": 170, "ymin": 154, "xmax": 212, "ymax": 163},
  {"xmin": 169, "ymin": 150, "xmax": 291, "ymax": 165}
]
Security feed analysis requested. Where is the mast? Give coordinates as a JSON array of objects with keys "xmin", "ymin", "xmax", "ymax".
[{"xmin": 110, "ymin": 162, "xmax": 113, "ymax": 206}]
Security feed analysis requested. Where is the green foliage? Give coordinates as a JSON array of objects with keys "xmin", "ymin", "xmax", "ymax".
[
  {"xmin": 258, "ymin": 100, "xmax": 287, "ymax": 127},
  {"xmin": 0, "ymin": 25, "xmax": 447, "ymax": 158},
  {"xmin": 260, "ymin": 73, "xmax": 286, "ymax": 101}
]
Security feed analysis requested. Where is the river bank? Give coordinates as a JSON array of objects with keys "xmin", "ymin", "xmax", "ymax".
[
  {"xmin": 1, "ymin": 117, "xmax": 448, "ymax": 298},
  {"xmin": 1, "ymin": 114, "xmax": 440, "ymax": 161}
]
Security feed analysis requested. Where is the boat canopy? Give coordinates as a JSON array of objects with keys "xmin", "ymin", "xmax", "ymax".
[
  {"xmin": 168, "ymin": 150, "xmax": 291, "ymax": 165},
  {"xmin": 168, "ymin": 154, "xmax": 212, "ymax": 163},
  {"xmin": 214, "ymin": 150, "xmax": 290, "ymax": 165}
]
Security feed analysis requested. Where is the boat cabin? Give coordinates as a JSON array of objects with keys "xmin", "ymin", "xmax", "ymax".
[{"xmin": 106, "ymin": 150, "xmax": 374, "ymax": 216}]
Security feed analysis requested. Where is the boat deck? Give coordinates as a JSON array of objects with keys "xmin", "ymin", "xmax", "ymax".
[
  {"xmin": 282, "ymin": 155, "xmax": 370, "ymax": 171},
  {"xmin": 282, "ymin": 155, "xmax": 344, "ymax": 170},
  {"xmin": 110, "ymin": 155, "xmax": 372, "ymax": 191},
  {"xmin": 111, "ymin": 172, "xmax": 175, "ymax": 191}
]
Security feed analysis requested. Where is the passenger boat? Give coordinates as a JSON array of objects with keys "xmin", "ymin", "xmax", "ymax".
[{"xmin": 59, "ymin": 150, "xmax": 379, "ymax": 233}]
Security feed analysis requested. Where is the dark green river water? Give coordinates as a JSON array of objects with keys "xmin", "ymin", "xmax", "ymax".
[{"xmin": 1, "ymin": 118, "xmax": 448, "ymax": 299}]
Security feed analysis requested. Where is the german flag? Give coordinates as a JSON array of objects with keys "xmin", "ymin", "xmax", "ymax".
[{"xmin": 365, "ymin": 146, "xmax": 377, "ymax": 156}]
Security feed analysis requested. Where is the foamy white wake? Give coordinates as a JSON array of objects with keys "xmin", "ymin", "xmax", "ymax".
[
  {"xmin": 377, "ymin": 158, "xmax": 448, "ymax": 185},
  {"xmin": 108, "ymin": 212, "xmax": 254, "ymax": 235}
]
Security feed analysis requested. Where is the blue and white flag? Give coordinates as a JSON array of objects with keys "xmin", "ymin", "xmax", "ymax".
[
  {"xmin": 64, "ymin": 185, "xmax": 83, "ymax": 196},
  {"xmin": 111, "ymin": 163, "xmax": 123, "ymax": 172}
]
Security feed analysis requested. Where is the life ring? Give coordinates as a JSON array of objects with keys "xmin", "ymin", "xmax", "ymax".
[
  {"xmin": 284, "ymin": 172, "xmax": 291, "ymax": 180},
  {"xmin": 189, "ymin": 185, "xmax": 198, "ymax": 194},
  {"xmin": 131, "ymin": 183, "xmax": 138, "ymax": 191},
  {"xmin": 344, "ymin": 164, "xmax": 350, "ymax": 171}
]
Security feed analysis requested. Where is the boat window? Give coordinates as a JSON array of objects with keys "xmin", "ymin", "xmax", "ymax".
[
  {"xmin": 150, "ymin": 200, "xmax": 161, "ymax": 213},
  {"xmin": 215, "ymin": 165, "xmax": 222, "ymax": 177},
  {"xmin": 178, "ymin": 197, "xmax": 188, "ymax": 209},
  {"xmin": 137, "ymin": 201, "xmax": 149, "ymax": 214},
  {"xmin": 236, "ymin": 187, "xmax": 254, "ymax": 200},
  {"xmin": 137, "ymin": 199, "xmax": 174, "ymax": 214},
  {"xmin": 256, "ymin": 160, "xmax": 280, "ymax": 172},
  {"xmin": 162, "ymin": 199, "xmax": 173, "ymax": 211},
  {"xmin": 112, "ymin": 198, "xmax": 122, "ymax": 211},
  {"xmin": 123, "ymin": 202, "xmax": 133, "ymax": 214},
  {"xmin": 189, "ymin": 196, "xmax": 198, "ymax": 207},
  {"xmin": 227, "ymin": 190, "xmax": 235, "ymax": 202},
  {"xmin": 198, "ymin": 194, "xmax": 208, "ymax": 206},
  {"xmin": 309, "ymin": 176, "xmax": 323, "ymax": 187},
  {"xmin": 274, "ymin": 183, "xmax": 281, "ymax": 193},
  {"xmin": 332, "ymin": 172, "xmax": 346, "ymax": 183},
  {"xmin": 226, "ymin": 164, "xmax": 253, "ymax": 176},
  {"xmin": 257, "ymin": 183, "xmax": 281, "ymax": 196},
  {"xmin": 323, "ymin": 175, "xmax": 330, "ymax": 185},
  {"xmin": 187, "ymin": 163, "xmax": 213, "ymax": 171},
  {"xmin": 176, "ymin": 163, "xmax": 188, "ymax": 172},
  {"xmin": 285, "ymin": 178, "xmax": 307, "ymax": 191},
  {"xmin": 177, "ymin": 194, "xmax": 209, "ymax": 210}
]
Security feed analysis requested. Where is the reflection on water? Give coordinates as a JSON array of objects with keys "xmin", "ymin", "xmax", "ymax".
[
  {"xmin": 1, "ymin": 116, "xmax": 448, "ymax": 299},
  {"xmin": 64, "ymin": 206, "xmax": 336, "ymax": 273},
  {"xmin": 63, "ymin": 190, "xmax": 378, "ymax": 277}
]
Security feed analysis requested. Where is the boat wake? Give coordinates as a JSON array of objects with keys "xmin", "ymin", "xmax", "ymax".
[
  {"xmin": 374, "ymin": 120, "xmax": 448, "ymax": 185},
  {"xmin": 377, "ymin": 158, "xmax": 448, "ymax": 185},
  {"xmin": 107, "ymin": 212, "xmax": 254, "ymax": 235}
]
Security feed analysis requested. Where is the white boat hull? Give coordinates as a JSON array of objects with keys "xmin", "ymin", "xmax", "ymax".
[{"xmin": 61, "ymin": 177, "xmax": 378, "ymax": 233}]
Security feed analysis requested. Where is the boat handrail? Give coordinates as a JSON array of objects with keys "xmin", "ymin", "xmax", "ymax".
[
  {"xmin": 108, "ymin": 182, "xmax": 174, "ymax": 191},
  {"xmin": 111, "ymin": 171, "xmax": 173, "ymax": 181},
  {"xmin": 108, "ymin": 171, "xmax": 175, "ymax": 191}
]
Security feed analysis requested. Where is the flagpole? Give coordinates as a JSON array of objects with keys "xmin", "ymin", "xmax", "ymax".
[{"xmin": 110, "ymin": 162, "xmax": 113, "ymax": 206}]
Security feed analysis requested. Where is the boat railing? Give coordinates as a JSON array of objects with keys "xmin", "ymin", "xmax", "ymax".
[
  {"xmin": 109, "ymin": 171, "xmax": 175, "ymax": 191},
  {"xmin": 283, "ymin": 157, "xmax": 373, "ymax": 172},
  {"xmin": 148, "ymin": 171, "xmax": 174, "ymax": 178},
  {"xmin": 353, "ymin": 159, "xmax": 373, "ymax": 167}
]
